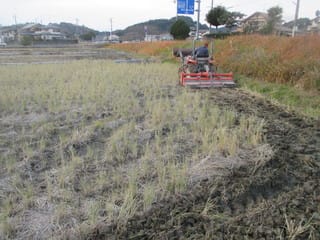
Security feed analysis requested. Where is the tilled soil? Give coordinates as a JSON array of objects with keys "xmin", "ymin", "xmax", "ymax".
[{"xmin": 89, "ymin": 88, "xmax": 320, "ymax": 239}]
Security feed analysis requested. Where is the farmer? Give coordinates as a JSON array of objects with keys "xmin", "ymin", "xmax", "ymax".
[{"xmin": 194, "ymin": 42, "xmax": 209, "ymax": 58}]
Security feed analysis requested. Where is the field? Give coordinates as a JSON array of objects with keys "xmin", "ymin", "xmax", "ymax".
[{"xmin": 0, "ymin": 41, "xmax": 319, "ymax": 239}]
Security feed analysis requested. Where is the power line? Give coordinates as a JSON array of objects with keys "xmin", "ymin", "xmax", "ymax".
[{"xmin": 110, "ymin": 18, "xmax": 113, "ymax": 40}]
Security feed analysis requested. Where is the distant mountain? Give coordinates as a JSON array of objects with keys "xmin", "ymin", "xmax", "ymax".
[
  {"xmin": 49, "ymin": 22, "xmax": 99, "ymax": 37},
  {"xmin": 0, "ymin": 22, "xmax": 98, "ymax": 39},
  {"xmin": 1, "ymin": 17, "xmax": 208, "ymax": 42},
  {"xmin": 113, "ymin": 16, "xmax": 208, "ymax": 41}
]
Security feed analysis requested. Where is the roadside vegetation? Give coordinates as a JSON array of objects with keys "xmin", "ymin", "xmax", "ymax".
[
  {"xmin": 109, "ymin": 35, "xmax": 320, "ymax": 118},
  {"xmin": 0, "ymin": 60, "xmax": 268, "ymax": 238},
  {"xmin": 217, "ymin": 35, "xmax": 320, "ymax": 118},
  {"xmin": 108, "ymin": 40, "xmax": 188, "ymax": 61},
  {"xmin": 215, "ymin": 35, "xmax": 320, "ymax": 91}
]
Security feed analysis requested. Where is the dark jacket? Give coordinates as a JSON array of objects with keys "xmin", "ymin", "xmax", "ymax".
[{"xmin": 195, "ymin": 46, "xmax": 209, "ymax": 57}]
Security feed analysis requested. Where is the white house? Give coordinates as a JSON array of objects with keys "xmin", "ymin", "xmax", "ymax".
[
  {"xmin": 308, "ymin": 17, "xmax": 320, "ymax": 34},
  {"xmin": 34, "ymin": 26, "xmax": 67, "ymax": 40},
  {"xmin": 102, "ymin": 34, "xmax": 120, "ymax": 43},
  {"xmin": 144, "ymin": 33, "xmax": 173, "ymax": 42},
  {"xmin": 0, "ymin": 26, "xmax": 17, "ymax": 42}
]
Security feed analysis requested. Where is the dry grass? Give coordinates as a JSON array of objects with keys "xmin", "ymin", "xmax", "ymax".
[
  {"xmin": 108, "ymin": 40, "xmax": 187, "ymax": 57},
  {"xmin": 0, "ymin": 59, "xmax": 269, "ymax": 239},
  {"xmin": 215, "ymin": 35, "xmax": 320, "ymax": 91},
  {"xmin": 284, "ymin": 214, "xmax": 314, "ymax": 240}
]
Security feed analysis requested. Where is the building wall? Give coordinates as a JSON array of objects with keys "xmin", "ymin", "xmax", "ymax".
[
  {"xmin": 240, "ymin": 13, "xmax": 268, "ymax": 33},
  {"xmin": 308, "ymin": 17, "xmax": 320, "ymax": 34}
]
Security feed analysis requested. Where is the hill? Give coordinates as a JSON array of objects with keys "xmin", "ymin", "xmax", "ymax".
[
  {"xmin": 0, "ymin": 22, "xmax": 98, "ymax": 42},
  {"xmin": 50, "ymin": 22, "xmax": 99, "ymax": 37},
  {"xmin": 114, "ymin": 16, "xmax": 208, "ymax": 41},
  {"xmin": 1, "ymin": 17, "xmax": 208, "ymax": 42}
]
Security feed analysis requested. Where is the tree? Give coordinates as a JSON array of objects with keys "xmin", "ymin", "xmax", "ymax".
[
  {"xmin": 284, "ymin": 18, "xmax": 311, "ymax": 31},
  {"xmin": 20, "ymin": 35, "xmax": 33, "ymax": 46},
  {"xmin": 206, "ymin": 6, "xmax": 229, "ymax": 29},
  {"xmin": 261, "ymin": 6, "xmax": 283, "ymax": 34},
  {"xmin": 80, "ymin": 31, "xmax": 96, "ymax": 41},
  {"xmin": 316, "ymin": 10, "xmax": 320, "ymax": 17},
  {"xmin": 225, "ymin": 11, "xmax": 245, "ymax": 29},
  {"xmin": 170, "ymin": 19, "xmax": 190, "ymax": 40}
]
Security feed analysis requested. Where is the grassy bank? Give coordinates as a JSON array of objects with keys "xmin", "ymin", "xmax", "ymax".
[
  {"xmin": 215, "ymin": 35, "xmax": 320, "ymax": 91},
  {"xmin": 107, "ymin": 40, "xmax": 189, "ymax": 62},
  {"xmin": 237, "ymin": 75, "xmax": 320, "ymax": 118},
  {"xmin": 216, "ymin": 35, "xmax": 320, "ymax": 118}
]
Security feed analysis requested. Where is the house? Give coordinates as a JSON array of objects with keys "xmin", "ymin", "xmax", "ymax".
[
  {"xmin": 103, "ymin": 34, "xmax": 120, "ymax": 43},
  {"xmin": 159, "ymin": 33, "xmax": 174, "ymax": 41},
  {"xmin": 274, "ymin": 25, "xmax": 296, "ymax": 36},
  {"xmin": 18, "ymin": 23, "xmax": 71, "ymax": 42},
  {"xmin": 18, "ymin": 23, "xmax": 42, "ymax": 40},
  {"xmin": 144, "ymin": 33, "xmax": 173, "ymax": 42},
  {"xmin": 239, "ymin": 12, "xmax": 269, "ymax": 33},
  {"xmin": 33, "ymin": 25, "xmax": 67, "ymax": 40},
  {"xmin": 0, "ymin": 26, "xmax": 17, "ymax": 42},
  {"xmin": 19, "ymin": 23, "xmax": 42, "ymax": 35},
  {"xmin": 0, "ymin": 35, "xmax": 7, "ymax": 47},
  {"xmin": 308, "ymin": 17, "xmax": 320, "ymax": 34}
]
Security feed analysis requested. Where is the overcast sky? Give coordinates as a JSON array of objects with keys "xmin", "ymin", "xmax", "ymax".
[{"xmin": 0, "ymin": 0, "xmax": 318, "ymax": 31}]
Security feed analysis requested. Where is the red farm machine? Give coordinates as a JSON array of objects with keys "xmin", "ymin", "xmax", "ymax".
[{"xmin": 173, "ymin": 41, "xmax": 236, "ymax": 88}]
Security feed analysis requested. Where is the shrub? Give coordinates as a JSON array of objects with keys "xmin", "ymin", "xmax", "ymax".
[
  {"xmin": 20, "ymin": 36, "xmax": 33, "ymax": 46},
  {"xmin": 170, "ymin": 19, "xmax": 190, "ymax": 40}
]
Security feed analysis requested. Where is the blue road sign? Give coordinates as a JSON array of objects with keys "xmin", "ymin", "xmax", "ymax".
[{"xmin": 177, "ymin": 0, "xmax": 194, "ymax": 15}]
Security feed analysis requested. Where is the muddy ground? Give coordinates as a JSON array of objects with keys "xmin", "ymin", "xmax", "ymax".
[
  {"xmin": 0, "ymin": 45, "xmax": 319, "ymax": 239},
  {"xmin": 89, "ymin": 88, "xmax": 320, "ymax": 239}
]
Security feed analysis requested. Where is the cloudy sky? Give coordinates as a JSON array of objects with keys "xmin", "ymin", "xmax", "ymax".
[{"xmin": 0, "ymin": 0, "xmax": 318, "ymax": 31}]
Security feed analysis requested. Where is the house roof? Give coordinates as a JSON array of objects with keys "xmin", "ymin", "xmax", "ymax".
[
  {"xmin": 42, "ymin": 24, "xmax": 61, "ymax": 30},
  {"xmin": 0, "ymin": 26, "xmax": 17, "ymax": 32},
  {"xmin": 243, "ymin": 12, "xmax": 268, "ymax": 22},
  {"xmin": 20, "ymin": 23, "xmax": 43, "ymax": 30},
  {"xmin": 311, "ymin": 16, "xmax": 320, "ymax": 23}
]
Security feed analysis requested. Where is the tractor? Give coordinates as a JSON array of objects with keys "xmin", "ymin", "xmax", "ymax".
[{"xmin": 173, "ymin": 40, "xmax": 236, "ymax": 88}]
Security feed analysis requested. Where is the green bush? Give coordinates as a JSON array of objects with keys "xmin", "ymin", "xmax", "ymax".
[
  {"xmin": 20, "ymin": 36, "xmax": 33, "ymax": 46},
  {"xmin": 170, "ymin": 19, "xmax": 190, "ymax": 40}
]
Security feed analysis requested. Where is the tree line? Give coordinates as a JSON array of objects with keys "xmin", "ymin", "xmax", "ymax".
[{"xmin": 170, "ymin": 5, "xmax": 319, "ymax": 39}]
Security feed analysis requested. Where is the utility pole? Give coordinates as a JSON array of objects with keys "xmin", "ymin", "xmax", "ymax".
[
  {"xmin": 195, "ymin": 0, "xmax": 200, "ymax": 39},
  {"xmin": 110, "ymin": 18, "xmax": 113, "ymax": 41},
  {"xmin": 13, "ymin": 15, "xmax": 17, "ymax": 26},
  {"xmin": 174, "ymin": 0, "xmax": 178, "ymax": 20},
  {"xmin": 209, "ymin": 0, "xmax": 213, "ymax": 33},
  {"xmin": 13, "ymin": 15, "xmax": 18, "ymax": 41},
  {"xmin": 292, "ymin": 0, "xmax": 300, "ymax": 37}
]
